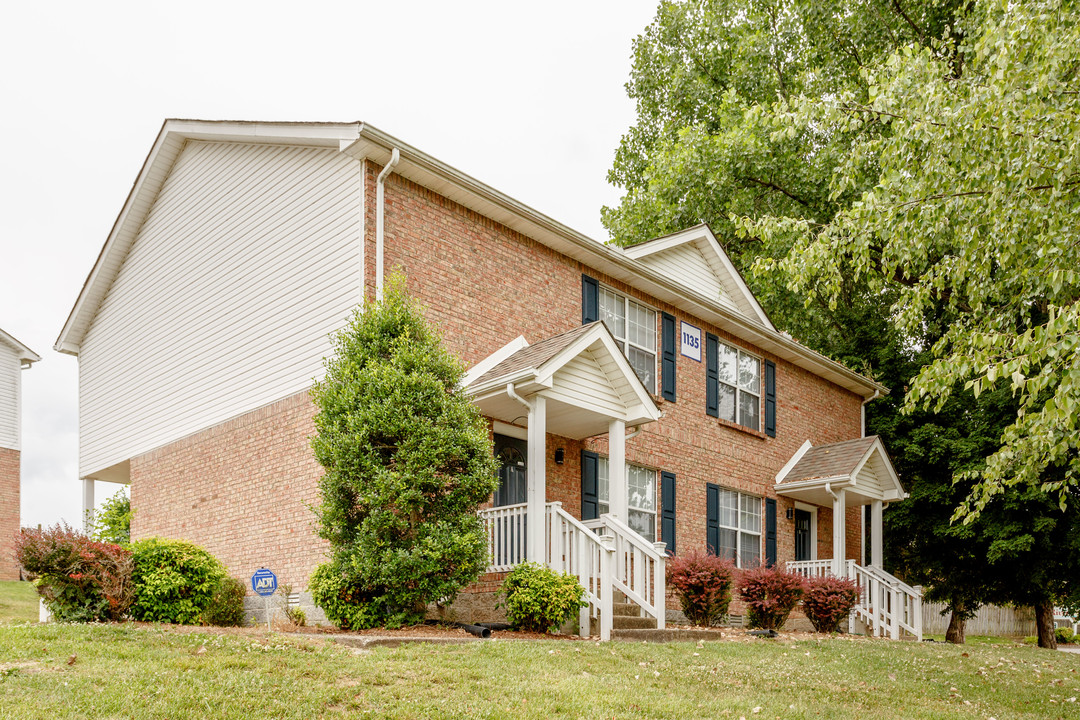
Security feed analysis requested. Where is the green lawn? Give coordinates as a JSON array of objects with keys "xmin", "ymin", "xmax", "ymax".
[
  {"xmin": 0, "ymin": 581, "xmax": 37, "ymax": 623},
  {"xmin": 0, "ymin": 623, "xmax": 1077, "ymax": 719}
]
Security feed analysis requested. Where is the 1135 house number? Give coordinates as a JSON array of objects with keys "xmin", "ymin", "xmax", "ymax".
[{"xmin": 681, "ymin": 322, "xmax": 702, "ymax": 362}]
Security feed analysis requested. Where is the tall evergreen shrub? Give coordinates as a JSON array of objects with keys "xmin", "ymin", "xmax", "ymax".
[{"xmin": 309, "ymin": 276, "xmax": 498, "ymax": 628}]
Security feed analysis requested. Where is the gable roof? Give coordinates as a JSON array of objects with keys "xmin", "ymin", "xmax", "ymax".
[
  {"xmin": 469, "ymin": 323, "xmax": 598, "ymax": 388},
  {"xmin": 775, "ymin": 436, "xmax": 905, "ymax": 504},
  {"xmin": 0, "ymin": 328, "xmax": 41, "ymax": 365},
  {"xmin": 622, "ymin": 224, "xmax": 774, "ymax": 329},
  {"xmin": 55, "ymin": 118, "xmax": 886, "ymax": 400}
]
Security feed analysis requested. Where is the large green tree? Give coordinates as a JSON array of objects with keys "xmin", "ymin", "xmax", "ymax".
[{"xmin": 309, "ymin": 277, "xmax": 498, "ymax": 628}]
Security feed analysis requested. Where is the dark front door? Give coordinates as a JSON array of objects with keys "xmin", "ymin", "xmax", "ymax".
[
  {"xmin": 794, "ymin": 509, "xmax": 812, "ymax": 562},
  {"xmin": 494, "ymin": 434, "xmax": 527, "ymax": 507}
]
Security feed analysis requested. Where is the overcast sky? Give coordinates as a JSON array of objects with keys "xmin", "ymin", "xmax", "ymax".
[{"xmin": 1, "ymin": 1, "xmax": 660, "ymax": 529}]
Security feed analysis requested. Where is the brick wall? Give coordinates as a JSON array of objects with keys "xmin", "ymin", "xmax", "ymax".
[
  {"xmin": 130, "ymin": 391, "xmax": 326, "ymax": 591},
  {"xmin": 0, "ymin": 447, "xmax": 19, "ymax": 580}
]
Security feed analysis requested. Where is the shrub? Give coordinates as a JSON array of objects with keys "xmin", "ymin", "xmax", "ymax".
[
  {"xmin": 15, "ymin": 524, "xmax": 134, "ymax": 622},
  {"xmin": 278, "ymin": 584, "xmax": 307, "ymax": 627},
  {"xmin": 309, "ymin": 561, "xmax": 382, "ymax": 630},
  {"xmin": 666, "ymin": 550, "xmax": 735, "ymax": 626},
  {"xmin": 202, "ymin": 576, "xmax": 247, "ymax": 627},
  {"xmin": 737, "ymin": 566, "xmax": 808, "ymax": 630},
  {"xmin": 498, "ymin": 562, "xmax": 587, "ymax": 633},
  {"xmin": 129, "ymin": 538, "xmax": 228, "ymax": 624},
  {"xmin": 87, "ymin": 488, "xmax": 132, "ymax": 546},
  {"xmin": 802, "ymin": 575, "xmax": 860, "ymax": 633},
  {"xmin": 310, "ymin": 275, "xmax": 499, "ymax": 627},
  {"xmin": 1056, "ymin": 627, "xmax": 1075, "ymax": 645}
]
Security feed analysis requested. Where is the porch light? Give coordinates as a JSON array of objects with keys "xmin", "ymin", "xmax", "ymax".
[{"xmin": 554, "ymin": 448, "xmax": 565, "ymax": 465}]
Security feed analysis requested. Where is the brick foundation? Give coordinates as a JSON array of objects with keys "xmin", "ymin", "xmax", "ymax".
[{"xmin": 0, "ymin": 447, "xmax": 19, "ymax": 581}]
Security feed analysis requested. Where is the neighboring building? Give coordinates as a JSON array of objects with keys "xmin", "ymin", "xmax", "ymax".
[
  {"xmin": 0, "ymin": 328, "xmax": 40, "ymax": 580},
  {"xmin": 55, "ymin": 120, "xmax": 918, "ymax": 638}
]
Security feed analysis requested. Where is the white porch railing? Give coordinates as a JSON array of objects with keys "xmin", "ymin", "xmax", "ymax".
[
  {"xmin": 788, "ymin": 559, "xmax": 922, "ymax": 641},
  {"xmin": 479, "ymin": 502, "xmax": 665, "ymax": 640}
]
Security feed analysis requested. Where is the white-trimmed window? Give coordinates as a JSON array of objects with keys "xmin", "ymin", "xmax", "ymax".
[
  {"xmin": 597, "ymin": 458, "xmax": 657, "ymax": 542},
  {"xmin": 599, "ymin": 286, "xmax": 656, "ymax": 393},
  {"xmin": 715, "ymin": 488, "xmax": 761, "ymax": 568},
  {"xmin": 716, "ymin": 342, "xmax": 760, "ymax": 431}
]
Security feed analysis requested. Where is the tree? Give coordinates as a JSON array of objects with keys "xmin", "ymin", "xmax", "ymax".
[
  {"xmin": 751, "ymin": 0, "xmax": 1080, "ymax": 516},
  {"xmin": 309, "ymin": 276, "xmax": 499, "ymax": 628},
  {"xmin": 88, "ymin": 487, "xmax": 132, "ymax": 546}
]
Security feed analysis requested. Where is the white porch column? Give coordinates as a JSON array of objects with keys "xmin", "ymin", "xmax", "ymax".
[
  {"xmin": 82, "ymin": 478, "xmax": 95, "ymax": 532},
  {"xmin": 607, "ymin": 418, "xmax": 626, "ymax": 522},
  {"xmin": 832, "ymin": 488, "xmax": 846, "ymax": 576},
  {"xmin": 871, "ymin": 500, "xmax": 884, "ymax": 567},
  {"xmin": 526, "ymin": 395, "xmax": 547, "ymax": 563}
]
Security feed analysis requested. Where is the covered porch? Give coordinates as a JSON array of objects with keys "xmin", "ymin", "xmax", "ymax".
[
  {"xmin": 463, "ymin": 322, "xmax": 665, "ymax": 640},
  {"xmin": 775, "ymin": 436, "xmax": 922, "ymax": 640}
]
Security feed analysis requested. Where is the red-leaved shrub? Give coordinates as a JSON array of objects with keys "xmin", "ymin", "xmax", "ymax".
[
  {"xmin": 737, "ymin": 566, "xmax": 807, "ymax": 630},
  {"xmin": 802, "ymin": 575, "xmax": 860, "ymax": 633},
  {"xmin": 666, "ymin": 550, "xmax": 735, "ymax": 626},
  {"xmin": 15, "ymin": 524, "xmax": 134, "ymax": 622}
]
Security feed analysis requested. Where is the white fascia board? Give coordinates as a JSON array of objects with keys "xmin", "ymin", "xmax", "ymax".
[
  {"xmin": 0, "ymin": 328, "xmax": 41, "ymax": 364},
  {"xmin": 343, "ymin": 127, "xmax": 882, "ymax": 398},
  {"xmin": 54, "ymin": 119, "xmax": 363, "ymax": 354},
  {"xmin": 535, "ymin": 324, "xmax": 660, "ymax": 423},
  {"xmin": 774, "ymin": 475, "xmax": 853, "ymax": 494},
  {"xmin": 461, "ymin": 335, "xmax": 528, "ymax": 388},
  {"xmin": 775, "ymin": 439, "xmax": 814, "ymax": 483},
  {"xmin": 465, "ymin": 370, "xmax": 547, "ymax": 400}
]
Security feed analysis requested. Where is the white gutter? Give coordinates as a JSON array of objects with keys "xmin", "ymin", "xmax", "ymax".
[
  {"xmin": 506, "ymin": 383, "xmax": 530, "ymax": 411},
  {"xmin": 861, "ymin": 389, "xmax": 881, "ymax": 437},
  {"xmin": 375, "ymin": 147, "xmax": 401, "ymax": 301}
]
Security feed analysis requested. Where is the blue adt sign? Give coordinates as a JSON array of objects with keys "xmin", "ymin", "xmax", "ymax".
[{"xmin": 251, "ymin": 568, "xmax": 277, "ymax": 597}]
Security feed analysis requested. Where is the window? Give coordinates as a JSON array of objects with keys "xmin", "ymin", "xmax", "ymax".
[
  {"xmin": 714, "ymin": 341, "xmax": 760, "ymax": 431},
  {"xmin": 597, "ymin": 458, "xmax": 657, "ymax": 542},
  {"xmin": 599, "ymin": 286, "xmax": 656, "ymax": 393},
  {"xmin": 711, "ymin": 488, "xmax": 761, "ymax": 568}
]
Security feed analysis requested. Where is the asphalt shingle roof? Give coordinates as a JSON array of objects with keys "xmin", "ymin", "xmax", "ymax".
[
  {"xmin": 471, "ymin": 322, "xmax": 602, "ymax": 387},
  {"xmin": 780, "ymin": 436, "xmax": 879, "ymax": 483}
]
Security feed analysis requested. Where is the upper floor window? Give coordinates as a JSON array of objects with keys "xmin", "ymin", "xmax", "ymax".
[
  {"xmin": 714, "ymin": 341, "xmax": 760, "ymax": 431},
  {"xmin": 597, "ymin": 458, "xmax": 657, "ymax": 542},
  {"xmin": 599, "ymin": 286, "xmax": 656, "ymax": 393}
]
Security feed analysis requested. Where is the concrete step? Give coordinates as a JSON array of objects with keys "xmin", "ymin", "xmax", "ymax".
[
  {"xmin": 613, "ymin": 615, "xmax": 657, "ymax": 630},
  {"xmin": 610, "ymin": 628, "xmax": 729, "ymax": 643},
  {"xmin": 612, "ymin": 602, "xmax": 640, "ymax": 617}
]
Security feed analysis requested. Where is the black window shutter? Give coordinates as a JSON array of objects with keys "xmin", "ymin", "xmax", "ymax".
[
  {"xmin": 581, "ymin": 450, "xmax": 600, "ymax": 520},
  {"xmin": 660, "ymin": 471, "xmax": 676, "ymax": 556},
  {"xmin": 661, "ymin": 313, "xmax": 677, "ymax": 402},
  {"xmin": 765, "ymin": 498, "xmax": 777, "ymax": 567},
  {"xmin": 764, "ymin": 359, "xmax": 777, "ymax": 438},
  {"xmin": 706, "ymin": 483, "xmax": 719, "ymax": 555},
  {"xmin": 582, "ymin": 274, "xmax": 599, "ymax": 324},
  {"xmin": 705, "ymin": 333, "xmax": 719, "ymax": 418}
]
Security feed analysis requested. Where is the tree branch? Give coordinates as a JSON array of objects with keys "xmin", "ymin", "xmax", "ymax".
[{"xmin": 739, "ymin": 175, "xmax": 813, "ymax": 208}]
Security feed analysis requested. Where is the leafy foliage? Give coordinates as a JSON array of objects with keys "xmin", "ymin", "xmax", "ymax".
[
  {"xmin": 88, "ymin": 488, "xmax": 132, "ymax": 546},
  {"xmin": 15, "ymin": 524, "xmax": 134, "ymax": 622},
  {"xmin": 666, "ymin": 549, "xmax": 734, "ymax": 626},
  {"xmin": 308, "ymin": 560, "xmax": 381, "ymax": 630},
  {"xmin": 497, "ymin": 562, "xmax": 587, "ymax": 634},
  {"xmin": 737, "ymin": 566, "xmax": 807, "ymax": 630},
  {"xmin": 748, "ymin": 0, "xmax": 1080, "ymax": 515},
  {"xmin": 310, "ymin": 276, "xmax": 499, "ymax": 628},
  {"xmin": 129, "ymin": 538, "xmax": 228, "ymax": 625},
  {"xmin": 202, "ymin": 576, "xmax": 247, "ymax": 627},
  {"xmin": 802, "ymin": 576, "xmax": 859, "ymax": 633}
]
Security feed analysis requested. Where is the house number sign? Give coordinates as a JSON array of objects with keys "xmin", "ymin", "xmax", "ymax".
[{"xmin": 680, "ymin": 321, "xmax": 702, "ymax": 362}]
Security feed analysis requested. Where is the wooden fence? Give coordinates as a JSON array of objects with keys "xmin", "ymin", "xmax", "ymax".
[{"xmin": 922, "ymin": 602, "xmax": 1036, "ymax": 636}]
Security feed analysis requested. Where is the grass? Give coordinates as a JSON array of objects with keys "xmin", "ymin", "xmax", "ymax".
[
  {"xmin": 0, "ymin": 582, "xmax": 37, "ymax": 623},
  {"xmin": 0, "ymin": 623, "xmax": 1077, "ymax": 719}
]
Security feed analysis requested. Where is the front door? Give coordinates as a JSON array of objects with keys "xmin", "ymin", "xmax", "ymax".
[
  {"xmin": 794, "ymin": 508, "xmax": 812, "ymax": 562},
  {"xmin": 494, "ymin": 434, "xmax": 527, "ymax": 507}
]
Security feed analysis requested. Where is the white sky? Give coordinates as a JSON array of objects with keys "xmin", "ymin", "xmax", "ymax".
[{"xmin": 1, "ymin": 1, "xmax": 660, "ymax": 529}]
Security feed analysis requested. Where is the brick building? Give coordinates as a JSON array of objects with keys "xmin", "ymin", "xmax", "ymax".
[
  {"xmin": 56, "ymin": 120, "xmax": 916, "ymax": 637},
  {"xmin": 0, "ymin": 328, "xmax": 40, "ymax": 581}
]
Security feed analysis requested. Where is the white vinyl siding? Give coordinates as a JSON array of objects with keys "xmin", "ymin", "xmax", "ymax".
[
  {"xmin": 78, "ymin": 140, "xmax": 361, "ymax": 477},
  {"xmin": 0, "ymin": 342, "xmax": 20, "ymax": 450},
  {"xmin": 635, "ymin": 243, "xmax": 739, "ymax": 312}
]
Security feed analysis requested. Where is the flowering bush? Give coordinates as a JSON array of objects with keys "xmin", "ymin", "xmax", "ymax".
[
  {"xmin": 802, "ymin": 576, "xmax": 860, "ymax": 633},
  {"xmin": 737, "ymin": 566, "xmax": 807, "ymax": 630},
  {"xmin": 666, "ymin": 550, "xmax": 735, "ymax": 626},
  {"xmin": 15, "ymin": 524, "xmax": 134, "ymax": 622}
]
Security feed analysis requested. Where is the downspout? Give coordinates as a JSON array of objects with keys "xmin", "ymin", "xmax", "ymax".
[
  {"xmin": 861, "ymin": 389, "xmax": 880, "ymax": 438},
  {"xmin": 506, "ymin": 383, "xmax": 530, "ymax": 410},
  {"xmin": 375, "ymin": 148, "xmax": 401, "ymax": 301},
  {"xmin": 625, "ymin": 425, "xmax": 642, "ymax": 441}
]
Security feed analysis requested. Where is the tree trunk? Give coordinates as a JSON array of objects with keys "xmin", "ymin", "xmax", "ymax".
[
  {"xmin": 1034, "ymin": 601, "xmax": 1057, "ymax": 650},
  {"xmin": 945, "ymin": 607, "xmax": 966, "ymax": 645}
]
